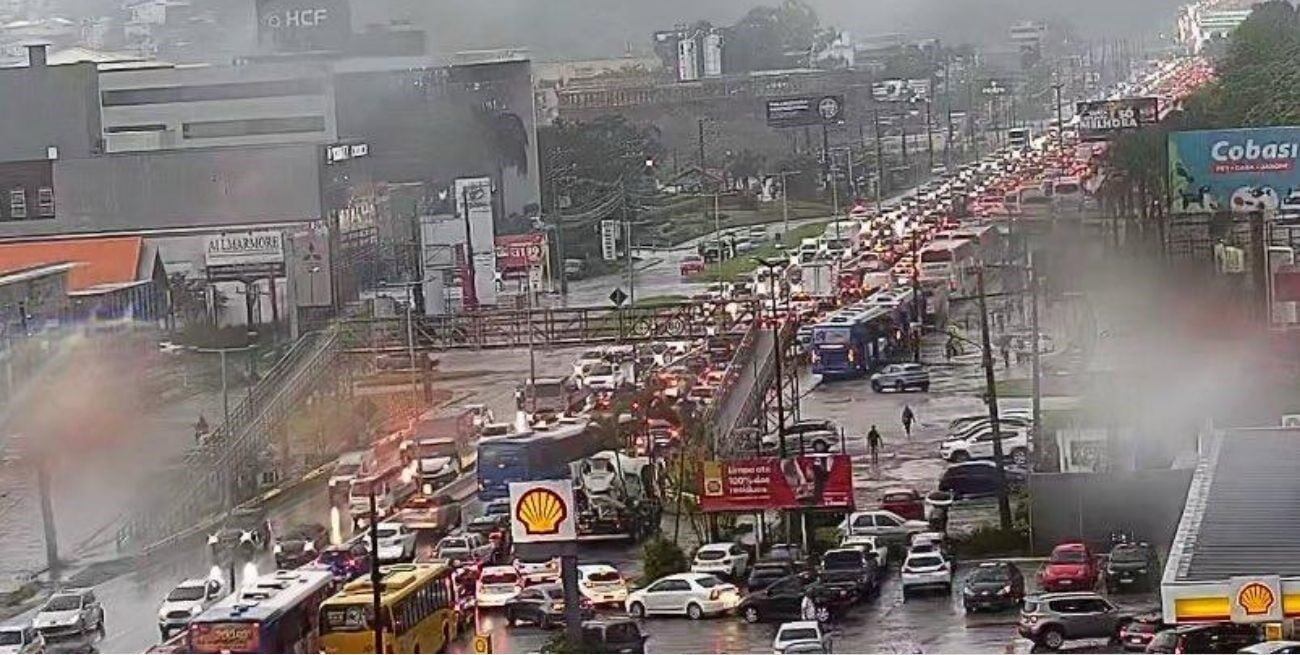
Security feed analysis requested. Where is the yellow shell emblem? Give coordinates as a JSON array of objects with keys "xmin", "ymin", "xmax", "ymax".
[
  {"xmin": 1237, "ymin": 582, "xmax": 1276, "ymax": 616},
  {"xmin": 516, "ymin": 488, "xmax": 568, "ymax": 535}
]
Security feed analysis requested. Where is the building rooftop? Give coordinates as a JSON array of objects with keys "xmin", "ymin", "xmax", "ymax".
[
  {"xmin": 1169, "ymin": 428, "xmax": 1300, "ymax": 582},
  {"xmin": 0, "ymin": 236, "xmax": 145, "ymax": 293}
]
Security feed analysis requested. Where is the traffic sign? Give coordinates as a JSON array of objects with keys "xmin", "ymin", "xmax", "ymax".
[{"xmin": 609, "ymin": 288, "xmax": 628, "ymax": 307}]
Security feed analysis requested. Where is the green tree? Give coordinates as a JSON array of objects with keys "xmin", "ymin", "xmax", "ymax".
[{"xmin": 724, "ymin": 0, "xmax": 833, "ymax": 72}]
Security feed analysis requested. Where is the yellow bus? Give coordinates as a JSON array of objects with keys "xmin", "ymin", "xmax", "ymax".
[{"xmin": 318, "ymin": 563, "xmax": 459, "ymax": 654}]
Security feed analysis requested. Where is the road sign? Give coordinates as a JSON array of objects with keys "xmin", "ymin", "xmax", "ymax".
[
  {"xmin": 600, "ymin": 220, "xmax": 619, "ymax": 261},
  {"xmin": 472, "ymin": 633, "xmax": 493, "ymax": 654},
  {"xmin": 609, "ymin": 288, "xmax": 629, "ymax": 307}
]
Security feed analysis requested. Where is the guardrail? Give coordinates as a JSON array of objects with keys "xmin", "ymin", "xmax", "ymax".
[{"xmin": 121, "ymin": 326, "xmax": 345, "ymax": 549}]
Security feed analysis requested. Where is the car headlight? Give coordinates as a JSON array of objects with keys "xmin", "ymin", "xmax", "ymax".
[
  {"xmin": 1137, "ymin": 568, "xmax": 1147, "ymax": 574},
  {"xmin": 239, "ymin": 531, "xmax": 254, "ymax": 543},
  {"xmin": 962, "ymin": 587, "xmax": 974, "ymax": 596},
  {"xmin": 304, "ymin": 541, "xmax": 316, "ymax": 552},
  {"xmin": 273, "ymin": 544, "xmax": 283, "ymax": 554},
  {"xmin": 190, "ymin": 605, "xmax": 203, "ymax": 615},
  {"xmin": 158, "ymin": 610, "xmax": 168, "ymax": 621},
  {"xmin": 207, "ymin": 534, "xmax": 219, "ymax": 545},
  {"xmin": 999, "ymin": 584, "xmax": 1011, "ymax": 595}
]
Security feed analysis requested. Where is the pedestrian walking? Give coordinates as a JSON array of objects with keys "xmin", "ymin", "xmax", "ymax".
[
  {"xmin": 901, "ymin": 405, "xmax": 915, "ymax": 439},
  {"xmin": 867, "ymin": 425, "xmax": 882, "ymax": 468},
  {"xmin": 194, "ymin": 414, "xmax": 209, "ymax": 444},
  {"xmin": 801, "ymin": 593, "xmax": 818, "ymax": 622},
  {"xmin": 1001, "ymin": 343, "xmax": 1011, "ymax": 369}
]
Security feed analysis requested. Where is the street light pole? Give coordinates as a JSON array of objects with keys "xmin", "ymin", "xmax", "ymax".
[
  {"xmin": 1052, "ymin": 82, "xmax": 1065, "ymax": 153},
  {"xmin": 1030, "ymin": 257, "xmax": 1042, "ymax": 466},
  {"xmin": 369, "ymin": 491, "xmax": 384, "ymax": 654}
]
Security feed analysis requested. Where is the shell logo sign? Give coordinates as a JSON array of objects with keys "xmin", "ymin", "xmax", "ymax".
[
  {"xmin": 508, "ymin": 481, "xmax": 577, "ymax": 543},
  {"xmin": 1230, "ymin": 576, "xmax": 1283, "ymax": 623}
]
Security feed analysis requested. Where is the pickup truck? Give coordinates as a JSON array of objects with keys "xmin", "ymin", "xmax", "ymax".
[
  {"xmin": 434, "ymin": 532, "xmax": 496, "ymax": 565},
  {"xmin": 817, "ymin": 548, "xmax": 881, "ymax": 600}
]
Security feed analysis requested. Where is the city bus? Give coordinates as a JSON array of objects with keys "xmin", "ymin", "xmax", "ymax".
[
  {"xmin": 918, "ymin": 239, "xmax": 978, "ymax": 296},
  {"xmin": 810, "ymin": 306, "xmax": 900, "ymax": 379},
  {"xmin": 319, "ymin": 563, "xmax": 458, "ymax": 654},
  {"xmin": 946, "ymin": 225, "xmax": 1004, "ymax": 265},
  {"xmin": 476, "ymin": 422, "xmax": 597, "ymax": 500},
  {"xmin": 187, "ymin": 569, "xmax": 334, "ymax": 654}
]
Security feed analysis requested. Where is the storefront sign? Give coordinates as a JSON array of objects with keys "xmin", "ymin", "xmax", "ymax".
[
  {"xmin": 188, "ymin": 622, "xmax": 260, "ymax": 653},
  {"xmin": 766, "ymin": 95, "xmax": 846, "ymax": 128},
  {"xmin": 509, "ymin": 480, "xmax": 577, "ymax": 543},
  {"xmin": 699, "ymin": 455, "xmax": 854, "ymax": 512},
  {"xmin": 1076, "ymin": 97, "xmax": 1159, "ymax": 141},
  {"xmin": 1169, "ymin": 126, "xmax": 1300, "ymax": 214},
  {"xmin": 1230, "ymin": 576, "xmax": 1283, "ymax": 623},
  {"xmin": 205, "ymin": 231, "xmax": 285, "ymax": 281},
  {"xmin": 495, "ymin": 233, "xmax": 547, "ymax": 273}
]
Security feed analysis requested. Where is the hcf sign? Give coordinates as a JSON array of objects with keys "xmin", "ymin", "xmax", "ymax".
[{"xmin": 265, "ymin": 7, "xmax": 329, "ymax": 27}]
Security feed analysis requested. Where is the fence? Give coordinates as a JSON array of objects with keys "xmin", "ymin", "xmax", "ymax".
[{"xmin": 1027, "ymin": 468, "xmax": 1194, "ymax": 554}]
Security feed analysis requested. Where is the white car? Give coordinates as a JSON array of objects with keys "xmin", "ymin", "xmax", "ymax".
[
  {"xmin": 839, "ymin": 535, "xmax": 889, "ymax": 567},
  {"xmin": 513, "ymin": 554, "xmax": 561, "ymax": 585},
  {"xmin": 0, "ymin": 625, "xmax": 43, "ymax": 654},
  {"xmin": 773, "ymin": 621, "xmax": 831, "ymax": 654},
  {"xmin": 157, "ymin": 578, "xmax": 223, "ymax": 638},
  {"xmin": 475, "ymin": 565, "xmax": 522, "ymax": 608},
  {"xmin": 901, "ymin": 552, "xmax": 953, "ymax": 598},
  {"xmin": 626, "ymin": 573, "xmax": 740, "ymax": 620},
  {"xmin": 839, "ymin": 510, "xmax": 929, "ymax": 548},
  {"xmin": 1240, "ymin": 641, "xmax": 1300, "ymax": 654},
  {"xmin": 581, "ymin": 362, "xmax": 624, "ymax": 390},
  {"xmin": 573, "ymin": 349, "xmax": 607, "ymax": 379},
  {"xmin": 939, "ymin": 427, "xmax": 1030, "ymax": 465},
  {"xmin": 690, "ymin": 543, "xmax": 750, "ymax": 579},
  {"xmin": 577, "ymin": 564, "xmax": 629, "ymax": 605},
  {"xmin": 373, "ymin": 522, "xmax": 417, "ymax": 563}
]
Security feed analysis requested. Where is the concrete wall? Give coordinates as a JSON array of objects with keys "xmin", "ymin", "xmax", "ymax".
[
  {"xmin": 0, "ymin": 144, "xmax": 322, "ymax": 239},
  {"xmin": 0, "ymin": 47, "xmax": 101, "ymax": 163},
  {"xmin": 1028, "ymin": 468, "xmax": 1194, "ymax": 555}
]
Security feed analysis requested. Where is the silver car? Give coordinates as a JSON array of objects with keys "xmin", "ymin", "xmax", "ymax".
[
  {"xmin": 871, "ymin": 363, "xmax": 930, "ymax": 393},
  {"xmin": 1018, "ymin": 592, "xmax": 1132, "ymax": 650}
]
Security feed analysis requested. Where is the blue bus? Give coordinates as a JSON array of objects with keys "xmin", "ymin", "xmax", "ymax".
[
  {"xmin": 186, "ymin": 569, "xmax": 335, "ymax": 654},
  {"xmin": 810, "ymin": 306, "xmax": 901, "ymax": 379},
  {"xmin": 476, "ymin": 422, "xmax": 598, "ymax": 500}
]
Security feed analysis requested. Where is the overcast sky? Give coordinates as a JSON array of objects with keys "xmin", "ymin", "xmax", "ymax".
[{"xmin": 408, "ymin": 0, "xmax": 1187, "ymax": 60}]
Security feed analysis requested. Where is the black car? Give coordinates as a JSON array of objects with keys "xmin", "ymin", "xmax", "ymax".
[
  {"xmin": 504, "ymin": 584, "xmax": 594, "ymax": 629},
  {"xmin": 737, "ymin": 572, "xmax": 856, "ymax": 624},
  {"xmin": 1146, "ymin": 624, "xmax": 1260, "ymax": 654},
  {"xmin": 1105, "ymin": 542, "xmax": 1160, "ymax": 592},
  {"xmin": 1117, "ymin": 613, "xmax": 1169, "ymax": 652},
  {"xmin": 576, "ymin": 619, "xmax": 649, "ymax": 654},
  {"xmin": 747, "ymin": 561, "xmax": 796, "ymax": 591},
  {"xmin": 961, "ymin": 561, "xmax": 1025, "ymax": 612},
  {"xmin": 938, "ymin": 462, "xmax": 1027, "ymax": 499},
  {"xmin": 466, "ymin": 514, "xmax": 509, "ymax": 540},
  {"xmin": 273, "ymin": 523, "xmax": 329, "ymax": 569},
  {"xmin": 817, "ymin": 548, "xmax": 881, "ymax": 600},
  {"xmin": 208, "ymin": 507, "xmax": 272, "ymax": 558}
]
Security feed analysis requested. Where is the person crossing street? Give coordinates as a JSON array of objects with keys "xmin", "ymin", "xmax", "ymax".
[
  {"xmin": 867, "ymin": 425, "xmax": 882, "ymax": 468},
  {"xmin": 901, "ymin": 405, "xmax": 915, "ymax": 439}
]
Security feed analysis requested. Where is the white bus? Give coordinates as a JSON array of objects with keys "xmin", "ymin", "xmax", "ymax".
[{"xmin": 918, "ymin": 239, "xmax": 978, "ymax": 296}]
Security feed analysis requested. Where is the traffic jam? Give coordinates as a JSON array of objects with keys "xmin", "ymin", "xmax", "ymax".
[{"xmin": 5, "ymin": 55, "xmax": 1219, "ymax": 655}]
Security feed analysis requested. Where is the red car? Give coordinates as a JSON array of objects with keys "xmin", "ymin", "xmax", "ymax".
[
  {"xmin": 1038, "ymin": 542, "xmax": 1100, "ymax": 592},
  {"xmin": 879, "ymin": 488, "xmax": 925, "ymax": 521},
  {"xmin": 680, "ymin": 255, "xmax": 705, "ymax": 276}
]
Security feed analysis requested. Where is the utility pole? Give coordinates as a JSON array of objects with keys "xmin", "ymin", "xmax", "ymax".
[
  {"xmin": 1052, "ymin": 82, "xmax": 1066, "ymax": 153},
  {"xmin": 405, "ymin": 292, "xmax": 419, "ymax": 403},
  {"xmin": 1030, "ymin": 257, "xmax": 1042, "ymax": 469},
  {"xmin": 713, "ymin": 193, "xmax": 723, "ymax": 280},
  {"xmin": 872, "ymin": 103, "xmax": 885, "ymax": 214},
  {"xmin": 945, "ymin": 109, "xmax": 955, "ymax": 170},
  {"xmin": 925, "ymin": 99, "xmax": 935, "ymax": 173},
  {"xmin": 624, "ymin": 184, "xmax": 635, "ymax": 306},
  {"xmin": 910, "ymin": 228, "xmax": 921, "ymax": 362},
  {"xmin": 697, "ymin": 119, "xmax": 707, "ymax": 171},
  {"xmin": 368, "ymin": 492, "xmax": 384, "ymax": 654},
  {"xmin": 976, "ymin": 268, "xmax": 1013, "ymax": 531},
  {"xmin": 35, "ymin": 452, "xmax": 59, "ymax": 578},
  {"xmin": 776, "ymin": 170, "xmax": 801, "ymax": 237},
  {"xmin": 460, "ymin": 185, "xmax": 479, "ymax": 310}
]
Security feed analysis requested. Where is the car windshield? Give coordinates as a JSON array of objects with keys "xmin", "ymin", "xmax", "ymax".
[
  {"xmin": 1050, "ymin": 549, "xmax": 1087, "ymax": 563},
  {"xmin": 586, "ymin": 571, "xmax": 621, "ymax": 583},
  {"xmin": 167, "ymin": 585, "xmax": 206, "ymax": 602},
  {"xmin": 694, "ymin": 576, "xmax": 722, "ymax": 589},
  {"xmin": 44, "ymin": 595, "xmax": 81, "ymax": 612},
  {"xmin": 317, "ymin": 549, "xmax": 351, "ymax": 564},
  {"xmin": 0, "ymin": 630, "xmax": 20, "ymax": 646},
  {"xmin": 696, "ymin": 548, "xmax": 727, "ymax": 561},
  {"xmin": 589, "ymin": 364, "xmax": 613, "ymax": 375},
  {"xmin": 969, "ymin": 567, "xmax": 1009, "ymax": 583},
  {"xmin": 1110, "ymin": 546, "xmax": 1147, "ymax": 563},
  {"xmin": 376, "ymin": 528, "xmax": 397, "ymax": 539},
  {"xmin": 440, "ymin": 539, "xmax": 467, "ymax": 550},
  {"xmin": 908, "ymin": 555, "xmax": 944, "ymax": 568},
  {"xmin": 822, "ymin": 551, "xmax": 862, "ymax": 568},
  {"xmin": 779, "ymin": 628, "xmax": 820, "ymax": 642},
  {"xmin": 480, "ymin": 572, "xmax": 518, "ymax": 585}
]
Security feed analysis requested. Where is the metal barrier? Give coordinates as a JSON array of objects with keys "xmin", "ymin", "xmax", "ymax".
[{"xmin": 120, "ymin": 327, "xmax": 345, "ymax": 549}]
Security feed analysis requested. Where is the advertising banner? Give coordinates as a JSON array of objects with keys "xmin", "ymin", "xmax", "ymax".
[
  {"xmin": 1169, "ymin": 127, "xmax": 1300, "ymax": 214},
  {"xmin": 766, "ymin": 95, "xmax": 846, "ymax": 128},
  {"xmin": 1075, "ymin": 97, "xmax": 1159, "ymax": 141},
  {"xmin": 699, "ymin": 455, "xmax": 854, "ymax": 512},
  {"xmin": 495, "ymin": 233, "xmax": 547, "ymax": 273}
]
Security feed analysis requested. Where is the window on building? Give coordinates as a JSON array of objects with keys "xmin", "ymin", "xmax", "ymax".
[
  {"xmin": 100, "ymin": 78, "xmax": 326, "ymax": 106},
  {"xmin": 37, "ymin": 187, "xmax": 53, "ymax": 217},
  {"xmin": 9, "ymin": 188, "xmax": 26, "ymax": 219},
  {"xmin": 181, "ymin": 116, "xmax": 326, "ymax": 139}
]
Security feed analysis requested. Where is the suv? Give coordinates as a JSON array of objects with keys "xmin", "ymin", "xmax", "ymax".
[
  {"xmin": 938, "ymin": 461, "xmax": 1027, "ymax": 499},
  {"xmin": 817, "ymin": 548, "xmax": 881, "ymax": 600},
  {"xmin": 870, "ymin": 363, "xmax": 930, "ymax": 392},
  {"xmin": 33, "ymin": 589, "xmax": 104, "ymax": 640},
  {"xmin": 940, "ymin": 425, "xmax": 1031, "ymax": 465},
  {"xmin": 1105, "ymin": 542, "xmax": 1160, "ymax": 593},
  {"xmin": 157, "ymin": 578, "xmax": 223, "ymax": 638},
  {"xmin": 1018, "ymin": 592, "xmax": 1131, "ymax": 650},
  {"xmin": 575, "ymin": 619, "xmax": 649, "ymax": 654},
  {"xmin": 738, "ymin": 572, "xmax": 856, "ymax": 624},
  {"xmin": 207, "ymin": 507, "xmax": 272, "ymax": 557}
]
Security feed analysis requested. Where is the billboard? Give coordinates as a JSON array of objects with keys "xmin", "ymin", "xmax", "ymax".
[
  {"xmin": 1168, "ymin": 127, "xmax": 1300, "ymax": 214},
  {"xmin": 1075, "ymin": 98, "xmax": 1159, "ymax": 141},
  {"xmin": 495, "ymin": 233, "xmax": 547, "ymax": 274},
  {"xmin": 699, "ymin": 455, "xmax": 854, "ymax": 512},
  {"xmin": 256, "ymin": 0, "xmax": 351, "ymax": 53},
  {"xmin": 766, "ymin": 95, "xmax": 845, "ymax": 128}
]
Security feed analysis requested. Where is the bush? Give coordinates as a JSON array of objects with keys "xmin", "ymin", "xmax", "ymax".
[
  {"xmin": 951, "ymin": 525, "xmax": 1030, "ymax": 558},
  {"xmin": 642, "ymin": 537, "xmax": 688, "ymax": 583}
]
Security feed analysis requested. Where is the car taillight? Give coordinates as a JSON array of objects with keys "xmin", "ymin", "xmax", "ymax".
[{"xmin": 709, "ymin": 589, "xmax": 721, "ymax": 601}]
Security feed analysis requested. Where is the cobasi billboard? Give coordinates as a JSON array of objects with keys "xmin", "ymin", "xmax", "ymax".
[{"xmin": 1169, "ymin": 127, "xmax": 1300, "ymax": 214}]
